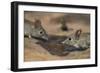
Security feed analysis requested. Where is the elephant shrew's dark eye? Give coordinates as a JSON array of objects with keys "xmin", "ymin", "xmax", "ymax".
[
  {"xmin": 69, "ymin": 38, "xmax": 71, "ymax": 40},
  {"xmin": 40, "ymin": 31, "xmax": 43, "ymax": 34}
]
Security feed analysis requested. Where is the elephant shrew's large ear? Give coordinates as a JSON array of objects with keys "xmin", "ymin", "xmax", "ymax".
[
  {"xmin": 75, "ymin": 29, "xmax": 82, "ymax": 40},
  {"xmin": 34, "ymin": 19, "xmax": 42, "ymax": 28}
]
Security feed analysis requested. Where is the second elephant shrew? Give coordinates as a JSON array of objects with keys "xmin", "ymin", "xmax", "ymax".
[{"xmin": 62, "ymin": 29, "xmax": 90, "ymax": 50}]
